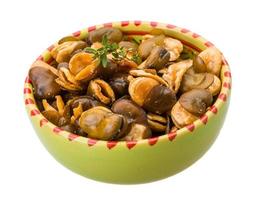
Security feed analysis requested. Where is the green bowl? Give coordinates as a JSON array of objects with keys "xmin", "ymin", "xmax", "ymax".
[{"xmin": 24, "ymin": 21, "xmax": 231, "ymax": 184}]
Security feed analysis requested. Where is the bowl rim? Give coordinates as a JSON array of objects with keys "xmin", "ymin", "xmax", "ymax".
[{"xmin": 24, "ymin": 20, "xmax": 232, "ymax": 149}]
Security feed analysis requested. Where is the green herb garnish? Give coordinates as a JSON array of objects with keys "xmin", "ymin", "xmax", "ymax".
[
  {"xmin": 84, "ymin": 35, "xmax": 119, "ymax": 68},
  {"xmin": 131, "ymin": 53, "xmax": 142, "ymax": 64},
  {"xmin": 84, "ymin": 35, "xmax": 142, "ymax": 68},
  {"xmin": 132, "ymin": 37, "xmax": 142, "ymax": 45},
  {"xmin": 112, "ymin": 47, "xmax": 126, "ymax": 62}
]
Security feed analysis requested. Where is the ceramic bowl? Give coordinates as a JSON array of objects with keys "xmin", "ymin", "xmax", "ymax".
[{"xmin": 24, "ymin": 21, "xmax": 231, "ymax": 184}]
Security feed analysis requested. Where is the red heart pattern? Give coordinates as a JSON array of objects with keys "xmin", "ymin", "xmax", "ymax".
[
  {"xmin": 224, "ymin": 71, "xmax": 231, "ymax": 78},
  {"xmin": 40, "ymin": 118, "xmax": 48, "ymax": 127},
  {"xmin": 181, "ymin": 28, "xmax": 189, "ymax": 33},
  {"xmin": 186, "ymin": 124, "xmax": 195, "ymax": 132},
  {"xmin": 126, "ymin": 141, "xmax": 137, "ymax": 149},
  {"xmin": 25, "ymin": 98, "xmax": 34, "ymax": 105},
  {"xmin": 68, "ymin": 133, "xmax": 79, "ymax": 141},
  {"xmin": 200, "ymin": 114, "xmax": 208, "ymax": 124},
  {"xmin": 72, "ymin": 31, "xmax": 81, "ymax": 37},
  {"xmin": 168, "ymin": 131, "xmax": 177, "ymax": 141},
  {"xmin": 53, "ymin": 127, "xmax": 62, "ymax": 134},
  {"xmin": 25, "ymin": 76, "xmax": 32, "ymax": 84},
  {"xmin": 24, "ymin": 88, "xmax": 32, "ymax": 94},
  {"xmin": 104, "ymin": 22, "xmax": 112, "ymax": 27},
  {"xmin": 134, "ymin": 20, "xmax": 141, "ymax": 26},
  {"xmin": 167, "ymin": 24, "xmax": 176, "ymax": 29},
  {"xmin": 107, "ymin": 141, "xmax": 118, "ymax": 149},
  {"xmin": 148, "ymin": 137, "xmax": 159, "ymax": 146},
  {"xmin": 88, "ymin": 139, "xmax": 97, "ymax": 147},
  {"xmin": 30, "ymin": 109, "xmax": 40, "ymax": 116},
  {"xmin": 192, "ymin": 33, "xmax": 200, "ymax": 38},
  {"xmin": 204, "ymin": 41, "xmax": 214, "ymax": 47},
  {"xmin": 210, "ymin": 105, "xmax": 218, "ymax": 114},
  {"xmin": 88, "ymin": 26, "xmax": 96, "ymax": 32},
  {"xmin": 223, "ymin": 82, "xmax": 231, "ymax": 89},
  {"xmin": 150, "ymin": 21, "xmax": 158, "ymax": 27},
  {"xmin": 121, "ymin": 21, "xmax": 129, "ymax": 26},
  {"xmin": 218, "ymin": 93, "xmax": 227, "ymax": 101}
]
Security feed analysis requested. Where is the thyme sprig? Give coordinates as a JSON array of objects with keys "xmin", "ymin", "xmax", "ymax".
[{"xmin": 84, "ymin": 35, "xmax": 141, "ymax": 67}]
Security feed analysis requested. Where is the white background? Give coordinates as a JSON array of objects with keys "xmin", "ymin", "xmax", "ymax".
[{"xmin": 0, "ymin": 0, "xmax": 256, "ymax": 199}]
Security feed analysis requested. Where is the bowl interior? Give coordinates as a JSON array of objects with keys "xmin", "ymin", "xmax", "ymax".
[{"xmin": 24, "ymin": 21, "xmax": 232, "ymax": 149}]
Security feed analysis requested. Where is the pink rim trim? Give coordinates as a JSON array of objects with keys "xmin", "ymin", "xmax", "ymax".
[
  {"xmin": 186, "ymin": 124, "xmax": 195, "ymax": 132},
  {"xmin": 30, "ymin": 109, "xmax": 40, "ymax": 116},
  {"xmin": 88, "ymin": 139, "xmax": 98, "ymax": 147},
  {"xmin": 126, "ymin": 140, "xmax": 137, "ymax": 149},
  {"xmin": 121, "ymin": 21, "xmax": 129, "ymax": 26},
  {"xmin": 53, "ymin": 127, "xmax": 62, "ymax": 134},
  {"xmin": 88, "ymin": 26, "xmax": 96, "ymax": 32},
  {"xmin": 150, "ymin": 21, "xmax": 158, "ymax": 27},
  {"xmin": 134, "ymin": 20, "xmax": 141, "ymax": 26},
  {"xmin": 40, "ymin": 118, "xmax": 48, "ymax": 127},
  {"xmin": 25, "ymin": 98, "xmax": 34, "ymax": 105},
  {"xmin": 166, "ymin": 24, "xmax": 176, "ymax": 29},
  {"xmin": 72, "ymin": 31, "xmax": 81, "ymax": 37},
  {"xmin": 148, "ymin": 137, "xmax": 159, "ymax": 146},
  {"xmin": 168, "ymin": 131, "xmax": 177, "ymax": 141},
  {"xmin": 104, "ymin": 22, "xmax": 112, "ymax": 27},
  {"xmin": 107, "ymin": 141, "xmax": 118, "ymax": 149},
  {"xmin": 200, "ymin": 114, "xmax": 208, "ymax": 124}
]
